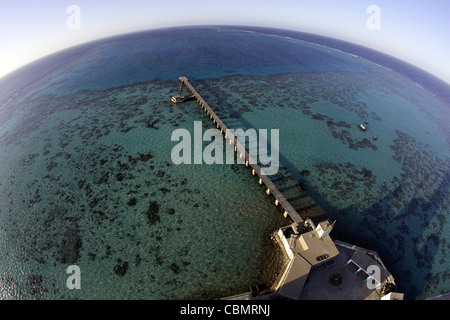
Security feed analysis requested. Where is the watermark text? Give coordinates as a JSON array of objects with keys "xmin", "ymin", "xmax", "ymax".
[{"xmin": 170, "ymin": 121, "xmax": 279, "ymax": 175}]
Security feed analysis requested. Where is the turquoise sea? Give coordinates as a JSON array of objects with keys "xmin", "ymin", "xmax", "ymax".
[{"xmin": 0, "ymin": 26, "xmax": 449, "ymax": 299}]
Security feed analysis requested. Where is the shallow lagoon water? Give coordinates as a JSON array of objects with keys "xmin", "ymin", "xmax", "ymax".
[
  {"xmin": 1, "ymin": 27, "xmax": 449, "ymax": 299},
  {"xmin": 0, "ymin": 80, "xmax": 287, "ymax": 299}
]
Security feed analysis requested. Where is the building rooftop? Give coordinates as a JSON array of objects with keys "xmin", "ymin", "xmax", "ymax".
[
  {"xmin": 278, "ymin": 254, "xmax": 311, "ymax": 300},
  {"xmin": 298, "ymin": 240, "xmax": 399, "ymax": 300},
  {"xmin": 293, "ymin": 229, "xmax": 340, "ymax": 266},
  {"xmin": 273, "ymin": 220, "xmax": 401, "ymax": 300}
]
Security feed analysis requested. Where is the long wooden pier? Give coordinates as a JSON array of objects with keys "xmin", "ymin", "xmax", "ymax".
[{"xmin": 178, "ymin": 76, "xmax": 303, "ymax": 223}]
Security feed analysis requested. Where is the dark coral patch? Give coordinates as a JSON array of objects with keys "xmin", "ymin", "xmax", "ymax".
[{"xmin": 146, "ymin": 201, "xmax": 160, "ymax": 225}]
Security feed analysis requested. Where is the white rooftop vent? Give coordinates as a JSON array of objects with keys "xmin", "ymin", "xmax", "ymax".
[{"xmin": 315, "ymin": 220, "xmax": 335, "ymax": 239}]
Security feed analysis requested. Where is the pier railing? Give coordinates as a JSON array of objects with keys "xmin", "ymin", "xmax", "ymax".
[{"xmin": 178, "ymin": 76, "xmax": 303, "ymax": 223}]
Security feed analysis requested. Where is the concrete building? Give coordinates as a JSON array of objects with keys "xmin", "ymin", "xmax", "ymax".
[
  {"xmin": 273, "ymin": 219, "xmax": 403, "ymax": 300},
  {"xmin": 274, "ymin": 219, "xmax": 339, "ymax": 299}
]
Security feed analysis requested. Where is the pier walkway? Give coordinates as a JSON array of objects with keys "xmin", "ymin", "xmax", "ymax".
[{"xmin": 178, "ymin": 76, "xmax": 303, "ymax": 223}]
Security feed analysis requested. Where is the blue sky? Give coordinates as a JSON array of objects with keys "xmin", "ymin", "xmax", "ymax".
[{"xmin": 1, "ymin": 0, "xmax": 449, "ymax": 83}]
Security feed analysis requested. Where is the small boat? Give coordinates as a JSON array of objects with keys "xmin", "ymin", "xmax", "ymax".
[
  {"xmin": 359, "ymin": 124, "xmax": 366, "ymax": 131},
  {"xmin": 171, "ymin": 94, "xmax": 194, "ymax": 103}
]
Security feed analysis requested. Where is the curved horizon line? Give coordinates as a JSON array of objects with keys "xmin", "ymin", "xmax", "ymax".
[{"xmin": 1, "ymin": 24, "xmax": 449, "ymax": 103}]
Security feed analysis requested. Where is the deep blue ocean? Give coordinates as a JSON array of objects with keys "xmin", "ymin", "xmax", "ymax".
[{"xmin": 0, "ymin": 26, "xmax": 449, "ymax": 300}]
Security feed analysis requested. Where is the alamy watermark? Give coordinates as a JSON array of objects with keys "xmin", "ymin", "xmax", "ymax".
[
  {"xmin": 66, "ymin": 5, "xmax": 81, "ymax": 30},
  {"xmin": 66, "ymin": 265, "xmax": 81, "ymax": 289},
  {"xmin": 367, "ymin": 5, "xmax": 381, "ymax": 30},
  {"xmin": 170, "ymin": 121, "xmax": 280, "ymax": 175},
  {"xmin": 366, "ymin": 265, "xmax": 381, "ymax": 289}
]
